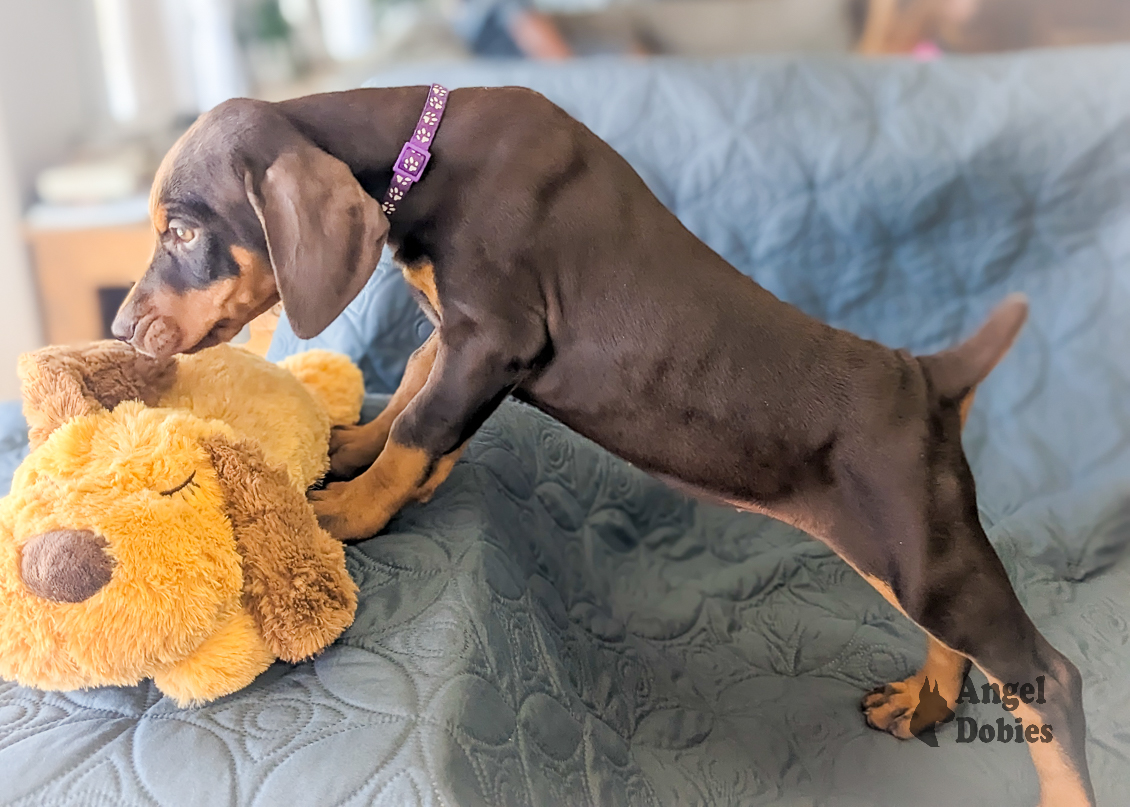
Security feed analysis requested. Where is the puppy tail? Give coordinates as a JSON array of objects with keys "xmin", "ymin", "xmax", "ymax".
[{"xmin": 920, "ymin": 293, "xmax": 1029, "ymax": 403}]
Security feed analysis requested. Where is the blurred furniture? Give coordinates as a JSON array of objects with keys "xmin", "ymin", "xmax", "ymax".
[
  {"xmin": 3, "ymin": 46, "xmax": 1129, "ymax": 806},
  {"xmin": 551, "ymin": 0, "xmax": 855, "ymax": 55},
  {"xmin": 24, "ymin": 214, "xmax": 149, "ymax": 346}
]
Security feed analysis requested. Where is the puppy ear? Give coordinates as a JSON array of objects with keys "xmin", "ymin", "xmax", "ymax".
[
  {"xmin": 18, "ymin": 341, "xmax": 177, "ymax": 448},
  {"xmin": 202, "ymin": 433, "xmax": 357, "ymax": 662},
  {"xmin": 245, "ymin": 144, "xmax": 389, "ymax": 340}
]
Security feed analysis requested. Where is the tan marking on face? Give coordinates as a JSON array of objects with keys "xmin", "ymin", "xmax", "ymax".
[
  {"xmin": 152, "ymin": 203, "xmax": 169, "ymax": 234},
  {"xmin": 148, "ymin": 125, "xmax": 192, "ymax": 235},
  {"xmin": 132, "ymin": 260, "xmax": 280, "ymax": 358},
  {"xmin": 401, "ymin": 260, "xmax": 441, "ymax": 319},
  {"xmin": 230, "ymin": 245, "xmax": 272, "ymax": 279}
]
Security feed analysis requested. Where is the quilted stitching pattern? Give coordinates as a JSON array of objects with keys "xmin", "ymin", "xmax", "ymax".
[{"xmin": 5, "ymin": 48, "xmax": 1130, "ymax": 805}]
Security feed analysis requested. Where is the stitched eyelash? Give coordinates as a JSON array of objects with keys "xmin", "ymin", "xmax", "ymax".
[{"xmin": 159, "ymin": 471, "xmax": 197, "ymax": 497}]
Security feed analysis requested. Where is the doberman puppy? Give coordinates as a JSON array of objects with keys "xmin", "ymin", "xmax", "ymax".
[{"xmin": 111, "ymin": 86, "xmax": 1094, "ymax": 805}]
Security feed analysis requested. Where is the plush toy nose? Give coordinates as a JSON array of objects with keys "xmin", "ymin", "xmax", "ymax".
[{"xmin": 20, "ymin": 529, "xmax": 115, "ymax": 603}]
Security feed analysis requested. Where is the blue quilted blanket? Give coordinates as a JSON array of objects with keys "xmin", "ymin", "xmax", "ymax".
[{"xmin": 4, "ymin": 48, "xmax": 1130, "ymax": 806}]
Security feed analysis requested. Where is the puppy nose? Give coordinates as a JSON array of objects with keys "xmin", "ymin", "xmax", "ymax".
[
  {"xmin": 111, "ymin": 311, "xmax": 136, "ymax": 342},
  {"xmin": 20, "ymin": 529, "xmax": 114, "ymax": 603}
]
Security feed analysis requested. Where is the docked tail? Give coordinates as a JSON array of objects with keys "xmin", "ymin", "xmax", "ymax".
[{"xmin": 919, "ymin": 294, "xmax": 1029, "ymax": 404}]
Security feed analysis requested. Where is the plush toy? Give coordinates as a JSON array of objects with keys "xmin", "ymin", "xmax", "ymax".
[{"xmin": 0, "ymin": 341, "xmax": 363, "ymax": 706}]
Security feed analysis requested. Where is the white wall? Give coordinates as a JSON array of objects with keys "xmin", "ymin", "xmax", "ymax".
[
  {"xmin": 0, "ymin": 0, "xmax": 104, "ymax": 201},
  {"xmin": 0, "ymin": 114, "xmax": 42, "ymax": 399},
  {"xmin": 0, "ymin": 0, "xmax": 106, "ymax": 398}
]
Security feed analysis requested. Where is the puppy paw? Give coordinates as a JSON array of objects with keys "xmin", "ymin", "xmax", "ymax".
[
  {"xmin": 309, "ymin": 481, "xmax": 393, "ymax": 542},
  {"xmin": 862, "ymin": 675, "xmax": 957, "ymax": 741},
  {"xmin": 328, "ymin": 423, "xmax": 387, "ymax": 478},
  {"xmin": 861, "ymin": 681, "xmax": 919, "ymax": 739}
]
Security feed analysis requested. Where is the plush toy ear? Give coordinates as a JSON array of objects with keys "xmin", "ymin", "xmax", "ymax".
[
  {"xmin": 18, "ymin": 341, "xmax": 177, "ymax": 448},
  {"xmin": 202, "ymin": 433, "xmax": 357, "ymax": 661},
  {"xmin": 245, "ymin": 144, "xmax": 389, "ymax": 340}
]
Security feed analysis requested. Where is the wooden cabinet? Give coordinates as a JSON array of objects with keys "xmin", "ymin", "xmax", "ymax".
[{"xmin": 25, "ymin": 222, "xmax": 152, "ymax": 346}]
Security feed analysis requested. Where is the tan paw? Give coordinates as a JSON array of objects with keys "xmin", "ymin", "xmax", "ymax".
[
  {"xmin": 309, "ymin": 481, "xmax": 393, "ymax": 542},
  {"xmin": 328, "ymin": 423, "xmax": 387, "ymax": 478},
  {"xmin": 862, "ymin": 681, "xmax": 918, "ymax": 738},
  {"xmin": 862, "ymin": 675, "xmax": 957, "ymax": 741}
]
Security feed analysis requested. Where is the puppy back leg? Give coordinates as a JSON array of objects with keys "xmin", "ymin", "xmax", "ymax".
[
  {"xmin": 916, "ymin": 516, "xmax": 1091, "ymax": 806},
  {"xmin": 862, "ymin": 384, "xmax": 976, "ymax": 739},
  {"xmin": 310, "ymin": 317, "xmax": 539, "ymax": 541},
  {"xmin": 841, "ymin": 456, "xmax": 1094, "ymax": 807}
]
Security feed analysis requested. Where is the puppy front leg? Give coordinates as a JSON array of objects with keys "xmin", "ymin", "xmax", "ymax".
[
  {"xmin": 328, "ymin": 332, "xmax": 439, "ymax": 478},
  {"xmin": 311, "ymin": 325, "xmax": 525, "ymax": 541}
]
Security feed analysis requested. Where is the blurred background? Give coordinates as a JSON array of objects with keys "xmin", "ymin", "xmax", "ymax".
[{"xmin": 1, "ymin": 0, "xmax": 1129, "ymax": 397}]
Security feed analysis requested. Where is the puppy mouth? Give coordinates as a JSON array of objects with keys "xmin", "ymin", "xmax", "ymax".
[
  {"xmin": 130, "ymin": 316, "xmax": 156, "ymax": 353},
  {"xmin": 184, "ymin": 320, "xmax": 235, "ymax": 354}
]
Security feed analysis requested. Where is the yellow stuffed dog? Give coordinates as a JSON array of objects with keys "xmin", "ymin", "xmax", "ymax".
[{"xmin": 0, "ymin": 341, "xmax": 362, "ymax": 706}]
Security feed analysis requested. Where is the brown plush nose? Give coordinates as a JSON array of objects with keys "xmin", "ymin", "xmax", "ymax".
[{"xmin": 20, "ymin": 529, "xmax": 115, "ymax": 603}]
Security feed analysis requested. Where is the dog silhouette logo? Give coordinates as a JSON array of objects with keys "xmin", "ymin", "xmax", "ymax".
[{"xmin": 911, "ymin": 677, "xmax": 956, "ymax": 747}]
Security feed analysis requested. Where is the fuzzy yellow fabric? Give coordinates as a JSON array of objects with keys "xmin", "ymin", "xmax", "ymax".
[
  {"xmin": 152, "ymin": 609, "xmax": 274, "ymax": 707},
  {"xmin": 277, "ymin": 350, "xmax": 365, "ymax": 429},
  {"xmin": 0, "ymin": 344, "xmax": 364, "ymax": 706},
  {"xmin": 160, "ymin": 346, "xmax": 354, "ymax": 488},
  {"xmin": 0, "ymin": 407, "xmax": 244, "ymax": 694}
]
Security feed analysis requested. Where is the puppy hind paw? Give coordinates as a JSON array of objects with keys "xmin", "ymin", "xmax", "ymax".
[
  {"xmin": 862, "ymin": 674, "xmax": 958, "ymax": 742},
  {"xmin": 861, "ymin": 682, "xmax": 917, "ymax": 739}
]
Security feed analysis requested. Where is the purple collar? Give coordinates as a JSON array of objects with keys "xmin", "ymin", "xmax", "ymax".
[{"xmin": 381, "ymin": 84, "xmax": 449, "ymax": 215}]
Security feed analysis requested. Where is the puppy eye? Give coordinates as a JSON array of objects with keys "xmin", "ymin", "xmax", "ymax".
[
  {"xmin": 171, "ymin": 225, "xmax": 196, "ymax": 244},
  {"xmin": 159, "ymin": 471, "xmax": 197, "ymax": 497}
]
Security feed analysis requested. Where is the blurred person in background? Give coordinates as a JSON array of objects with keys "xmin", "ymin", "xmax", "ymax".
[
  {"xmin": 453, "ymin": 0, "xmax": 575, "ymax": 58},
  {"xmin": 452, "ymin": 0, "xmax": 654, "ymax": 59}
]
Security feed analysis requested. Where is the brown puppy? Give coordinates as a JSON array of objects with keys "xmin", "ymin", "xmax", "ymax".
[{"xmin": 112, "ymin": 86, "xmax": 1094, "ymax": 806}]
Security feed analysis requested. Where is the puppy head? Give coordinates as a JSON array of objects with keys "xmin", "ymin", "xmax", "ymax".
[{"xmin": 113, "ymin": 98, "xmax": 389, "ymax": 360}]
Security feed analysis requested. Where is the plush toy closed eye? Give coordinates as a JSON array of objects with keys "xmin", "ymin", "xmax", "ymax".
[{"xmin": 0, "ymin": 341, "xmax": 362, "ymax": 706}]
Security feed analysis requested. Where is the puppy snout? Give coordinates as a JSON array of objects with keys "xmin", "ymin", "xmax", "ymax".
[
  {"xmin": 111, "ymin": 298, "xmax": 139, "ymax": 342},
  {"xmin": 20, "ymin": 529, "xmax": 115, "ymax": 603},
  {"xmin": 111, "ymin": 314, "xmax": 135, "ymax": 342}
]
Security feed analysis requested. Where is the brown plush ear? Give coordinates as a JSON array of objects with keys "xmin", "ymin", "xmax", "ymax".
[
  {"xmin": 245, "ymin": 144, "xmax": 389, "ymax": 340},
  {"xmin": 202, "ymin": 433, "xmax": 357, "ymax": 662},
  {"xmin": 18, "ymin": 341, "xmax": 177, "ymax": 448}
]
